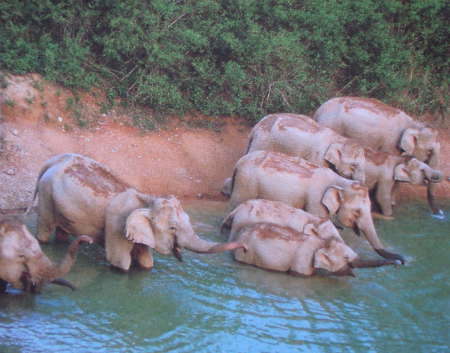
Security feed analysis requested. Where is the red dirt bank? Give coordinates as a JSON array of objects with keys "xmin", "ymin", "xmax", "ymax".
[{"xmin": 1, "ymin": 74, "xmax": 449, "ymax": 210}]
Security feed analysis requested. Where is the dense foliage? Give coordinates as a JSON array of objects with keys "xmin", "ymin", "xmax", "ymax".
[{"xmin": 1, "ymin": 0, "xmax": 448, "ymax": 122}]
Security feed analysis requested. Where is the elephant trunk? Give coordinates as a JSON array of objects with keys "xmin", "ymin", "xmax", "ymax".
[
  {"xmin": 350, "ymin": 258, "xmax": 398, "ymax": 268},
  {"xmin": 45, "ymin": 235, "xmax": 93, "ymax": 281},
  {"xmin": 181, "ymin": 232, "xmax": 246, "ymax": 254},
  {"xmin": 56, "ymin": 235, "xmax": 92, "ymax": 278},
  {"xmin": 427, "ymin": 182, "xmax": 441, "ymax": 215},
  {"xmin": 356, "ymin": 215, "xmax": 405, "ymax": 264}
]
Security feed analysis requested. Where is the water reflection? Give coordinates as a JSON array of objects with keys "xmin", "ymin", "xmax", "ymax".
[{"xmin": 0, "ymin": 200, "xmax": 449, "ymax": 353}]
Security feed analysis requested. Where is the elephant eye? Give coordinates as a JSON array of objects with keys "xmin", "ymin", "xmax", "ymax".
[{"xmin": 169, "ymin": 226, "xmax": 177, "ymax": 232}]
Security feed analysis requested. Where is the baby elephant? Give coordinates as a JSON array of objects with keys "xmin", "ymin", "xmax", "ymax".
[{"xmin": 0, "ymin": 215, "xmax": 92, "ymax": 293}]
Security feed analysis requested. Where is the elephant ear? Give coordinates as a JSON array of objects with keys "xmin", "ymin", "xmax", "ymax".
[
  {"xmin": 321, "ymin": 186, "xmax": 343, "ymax": 216},
  {"xmin": 324, "ymin": 143, "xmax": 342, "ymax": 166},
  {"xmin": 393, "ymin": 163, "xmax": 411, "ymax": 182},
  {"xmin": 400, "ymin": 128, "xmax": 419, "ymax": 155},
  {"xmin": 125, "ymin": 208, "xmax": 155, "ymax": 248}
]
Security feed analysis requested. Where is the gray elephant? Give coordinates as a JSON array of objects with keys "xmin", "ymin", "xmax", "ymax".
[
  {"xmin": 364, "ymin": 148, "xmax": 442, "ymax": 216},
  {"xmin": 246, "ymin": 113, "xmax": 366, "ymax": 183},
  {"xmin": 229, "ymin": 151, "xmax": 404, "ymax": 263},
  {"xmin": 28, "ymin": 153, "xmax": 246, "ymax": 270},
  {"xmin": 233, "ymin": 222, "xmax": 396, "ymax": 276},
  {"xmin": 222, "ymin": 199, "xmax": 340, "ymax": 241},
  {"xmin": 105, "ymin": 189, "xmax": 246, "ymax": 271},
  {"xmin": 0, "ymin": 215, "xmax": 92, "ymax": 293},
  {"xmin": 314, "ymin": 97, "xmax": 441, "ymax": 213}
]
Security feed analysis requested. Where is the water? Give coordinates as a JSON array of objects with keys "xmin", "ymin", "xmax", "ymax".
[{"xmin": 1, "ymin": 201, "xmax": 449, "ymax": 353}]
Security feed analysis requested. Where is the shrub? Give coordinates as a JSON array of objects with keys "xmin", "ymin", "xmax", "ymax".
[{"xmin": 0, "ymin": 0, "xmax": 447, "ymax": 122}]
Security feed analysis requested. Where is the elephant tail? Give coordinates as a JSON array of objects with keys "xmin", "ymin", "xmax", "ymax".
[
  {"xmin": 244, "ymin": 132, "xmax": 254, "ymax": 155},
  {"xmin": 229, "ymin": 167, "xmax": 238, "ymax": 198},
  {"xmin": 26, "ymin": 154, "xmax": 73, "ymax": 214}
]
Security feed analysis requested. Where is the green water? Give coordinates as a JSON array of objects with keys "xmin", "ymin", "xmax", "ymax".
[{"xmin": 1, "ymin": 201, "xmax": 449, "ymax": 353}]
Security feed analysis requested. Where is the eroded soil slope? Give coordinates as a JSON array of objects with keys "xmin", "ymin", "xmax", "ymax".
[{"xmin": 0, "ymin": 74, "xmax": 449, "ymax": 210}]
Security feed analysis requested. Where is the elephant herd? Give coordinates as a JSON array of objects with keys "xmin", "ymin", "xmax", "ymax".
[{"xmin": 0, "ymin": 96, "xmax": 443, "ymax": 294}]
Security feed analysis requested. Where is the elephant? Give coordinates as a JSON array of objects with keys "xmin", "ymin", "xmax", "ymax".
[
  {"xmin": 229, "ymin": 151, "xmax": 405, "ymax": 263},
  {"xmin": 222, "ymin": 199, "xmax": 340, "ymax": 241},
  {"xmin": 105, "ymin": 189, "xmax": 246, "ymax": 271},
  {"xmin": 28, "ymin": 153, "xmax": 246, "ymax": 270},
  {"xmin": 0, "ymin": 215, "xmax": 92, "ymax": 293},
  {"xmin": 364, "ymin": 148, "xmax": 442, "ymax": 216},
  {"xmin": 233, "ymin": 223, "xmax": 396, "ymax": 276},
  {"xmin": 246, "ymin": 113, "xmax": 366, "ymax": 183},
  {"xmin": 313, "ymin": 97, "xmax": 441, "ymax": 213}
]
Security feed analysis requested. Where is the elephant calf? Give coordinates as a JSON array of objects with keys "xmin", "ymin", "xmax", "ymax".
[
  {"xmin": 246, "ymin": 113, "xmax": 366, "ymax": 183},
  {"xmin": 364, "ymin": 148, "xmax": 442, "ymax": 216},
  {"xmin": 0, "ymin": 215, "xmax": 92, "ymax": 293},
  {"xmin": 229, "ymin": 151, "xmax": 404, "ymax": 263}
]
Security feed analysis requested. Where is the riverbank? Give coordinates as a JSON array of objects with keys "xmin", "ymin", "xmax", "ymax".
[{"xmin": 1, "ymin": 74, "xmax": 449, "ymax": 209}]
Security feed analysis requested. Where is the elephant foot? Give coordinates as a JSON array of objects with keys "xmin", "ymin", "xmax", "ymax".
[
  {"xmin": 371, "ymin": 212, "xmax": 394, "ymax": 221},
  {"xmin": 375, "ymin": 248, "xmax": 405, "ymax": 265}
]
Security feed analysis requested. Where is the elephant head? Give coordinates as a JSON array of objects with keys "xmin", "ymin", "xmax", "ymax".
[
  {"xmin": 125, "ymin": 196, "xmax": 246, "ymax": 261},
  {"xmin": 324, "ymin": 142, "xmax": 366, "ymax": 183},
  {"xmin": 313, "ymin": 236, "xmax": 358, "ymax": 277},
  {"xmin": 399, "ymin": 127, "xmax": 440, "ymax": 168},
  {"xmin": 394, "ymin": 158, "xmax": 442, "ymax": 185},
  {"xmin": 0, "ymin": 216, "xmax": 92, "ymax": 293},
  {"xmin": 321, "ymin": 182, "xmax": 404, "ymax": 263}
]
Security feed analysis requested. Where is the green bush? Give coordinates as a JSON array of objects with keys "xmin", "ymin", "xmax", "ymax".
[{"xmin": 0, "ymin": 0, "xmax": 448, "ymax": 122}]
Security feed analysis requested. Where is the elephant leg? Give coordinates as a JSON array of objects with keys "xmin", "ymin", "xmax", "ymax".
[
  {"xmin": 375, "ymin": 180, "xmax": 395, "ymax": 217},
  {"xmin": 37, "ymin": 193, "xmax": 56, "ymax": 243},
  {"xmin": 133, "ymin": 244, "xmax": 154, "ymax": 270},
  {"xmin": 0, "ymin": 279, "xmax": 7, "ymax": 293},
  {"xmin": 55, "ymin": 227, "xmax": 70, "ymax": 243}
]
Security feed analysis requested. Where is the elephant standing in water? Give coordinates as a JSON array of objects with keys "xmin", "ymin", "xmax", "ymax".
[
  {"xmin": 105, "ymin": 190, "xmax": 246, "ymax": 271},
  {"xmin": 0, "ymin": 215, "xmax": 92, "ymax": 293},
  {"xmin": 314, "ymin": 96, "xmax": 441, "ymax": 213},
  {"xmin": 229, "ymin": 151, "xmax": 404, "ymax": 263},
  {"xmin": 29, "ymin": 153, "xmax": 246, "ymax": 271},
  {"xmin": 233, "ymin": 222, "xmax": 358, "ymax": 276},
  {"xmin": 246, "ymin": 113, "xmax": 366, "ymax": 183}
]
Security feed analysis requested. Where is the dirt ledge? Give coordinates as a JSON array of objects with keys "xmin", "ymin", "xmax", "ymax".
[{"xmin": 1, "ymin": 73, "xmax": 449, "ymax": 210}]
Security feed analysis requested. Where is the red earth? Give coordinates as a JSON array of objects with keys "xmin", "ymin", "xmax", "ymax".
[{"xmin": 1, "ymin": 73, "xmax": 449, "ymax": 210}]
